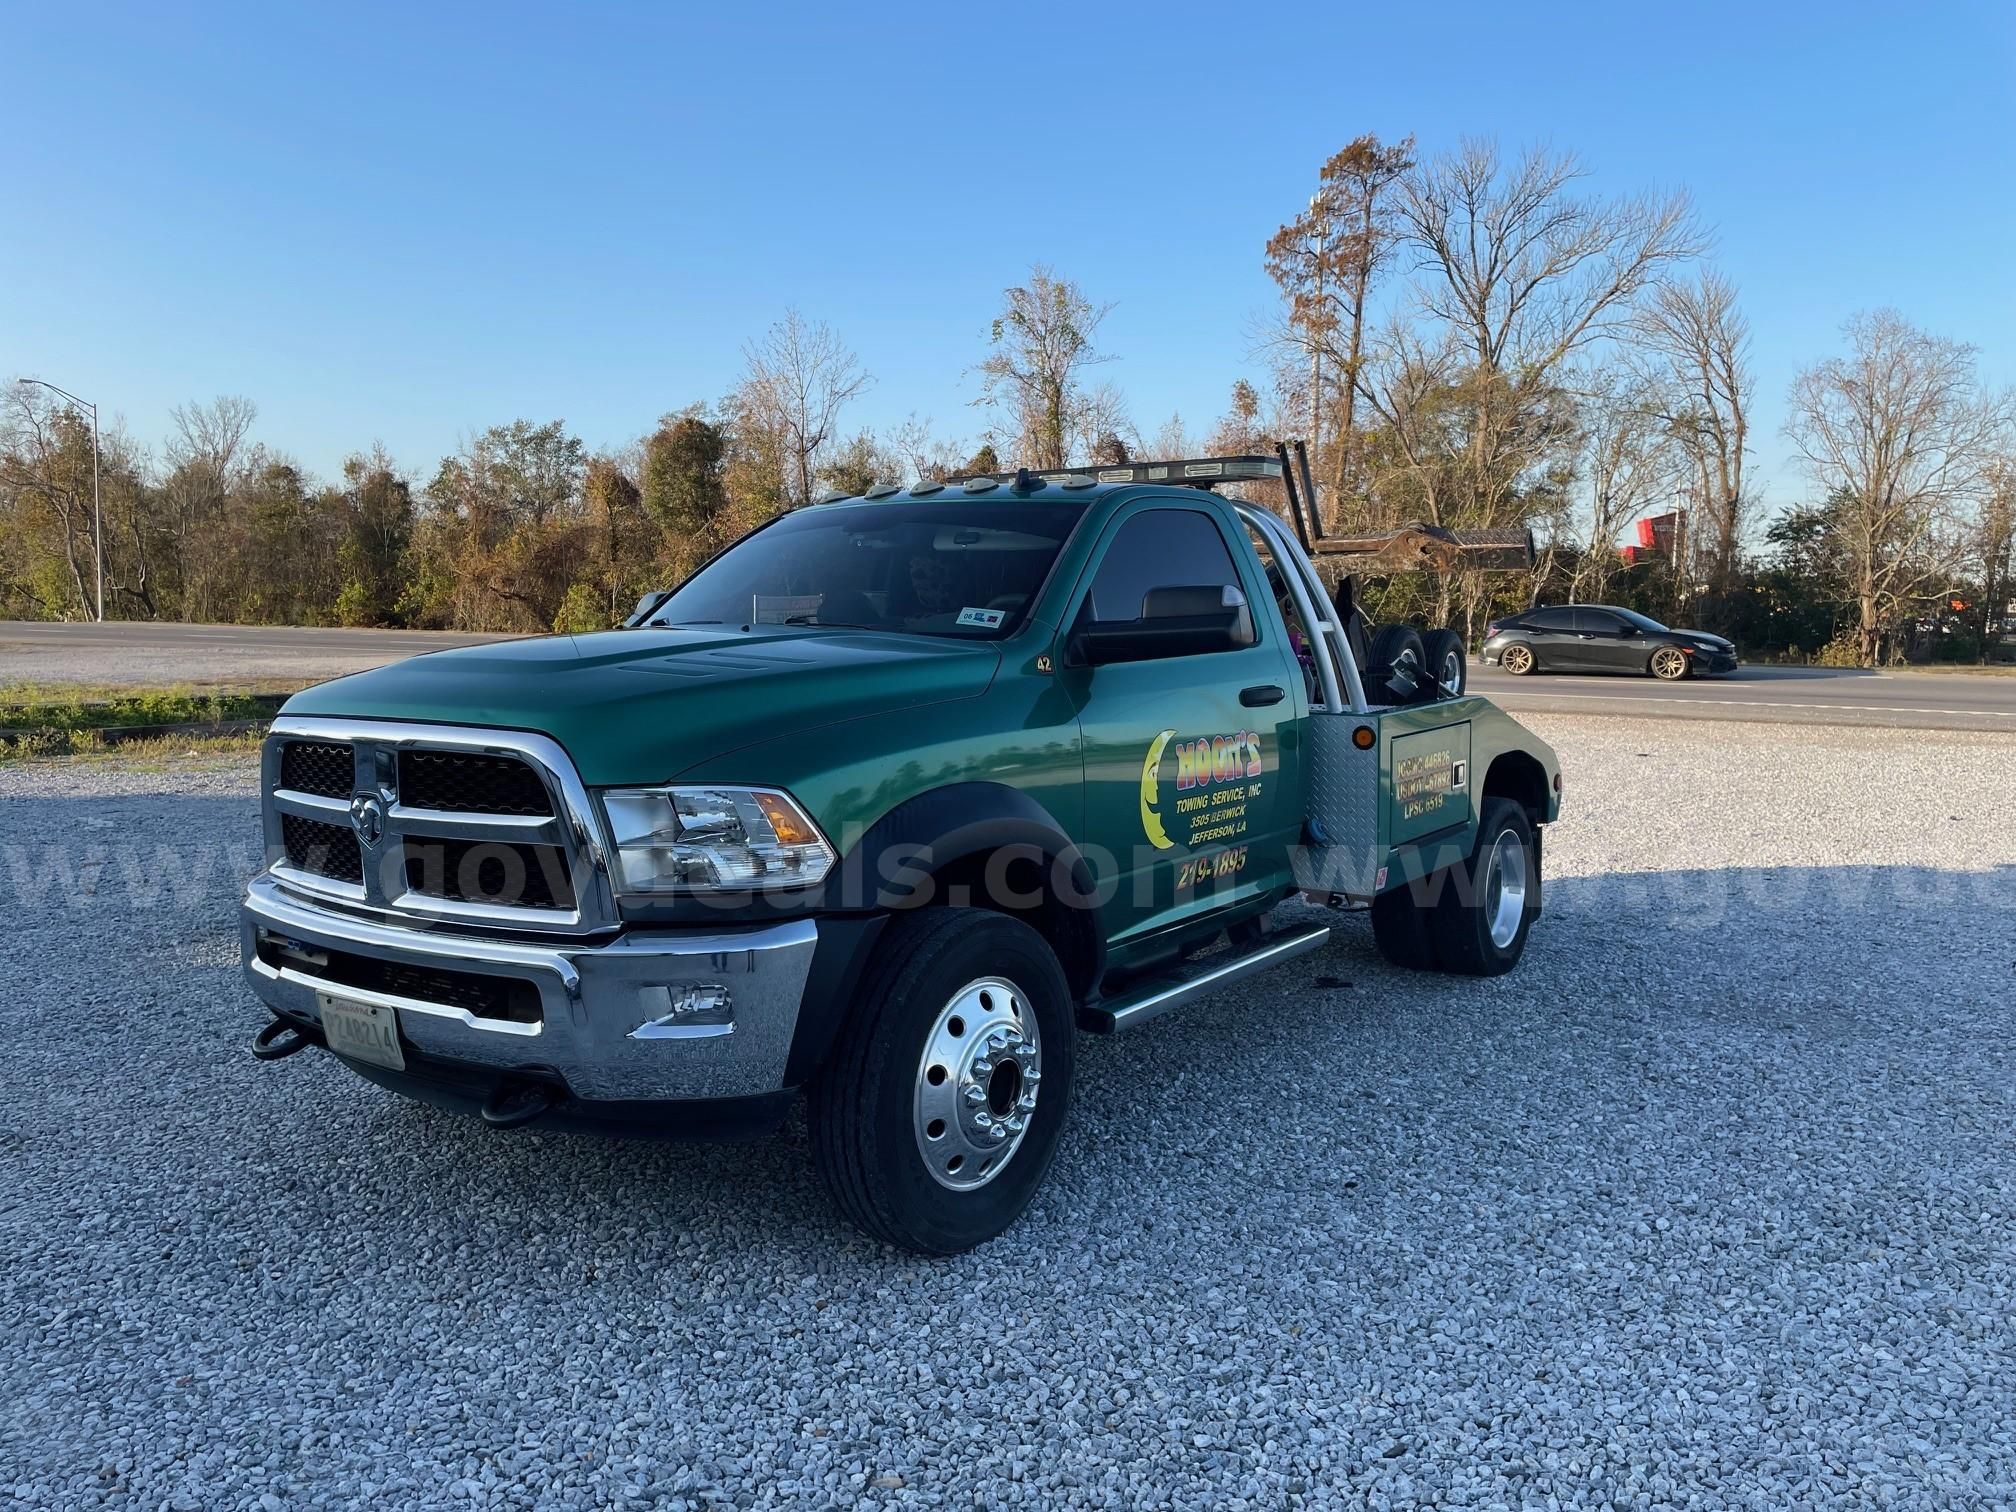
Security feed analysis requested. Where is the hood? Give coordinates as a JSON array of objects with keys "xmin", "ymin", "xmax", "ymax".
[
  {"xmin": 1673, "ymin": 628, "xmax": 1734, "ymax": 650},
  {"xmin": 281, "ymin": 627, "xmax": 1001, "ymax": 785}
]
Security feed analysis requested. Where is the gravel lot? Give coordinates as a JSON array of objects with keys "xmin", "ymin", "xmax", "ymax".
[{"xmin": 4, "ymin": 715, "xmax": 2014, "ymax": 1509}]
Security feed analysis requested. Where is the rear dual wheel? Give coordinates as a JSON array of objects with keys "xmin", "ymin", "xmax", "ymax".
[{"xmin": 1369, "ymin": 798, "xmax": 1540, "ymax": 976}]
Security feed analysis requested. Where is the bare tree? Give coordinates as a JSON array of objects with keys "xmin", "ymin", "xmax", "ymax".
[
  {"xmin": 1070, "ymin": 380, "xmax": 1137, "ymax": 468},
  {"xmin": 1638, "ymin": 271, "xmax": 1751, "ymax": 592},
  {"xmin": 1785, "ymin": 310, "xmax": 2013, "ymax": 665},
  {"xmin": 1568, "ymin": 369, "xmax": 1679, "ymax": 605},
  {"xmin": 976, "ymin": 266, "xmax": 1115, "ymax": 469},
  {"xmin": 886, "ymin": 415, "xmax": 968, "ymax": 485},
  {"xmin": 739, "ymin": 311, "xmax": 871, "ymax": 505},
  {"xmin": 0, "ymin": 383, "xmax": 100, "ymax": 618},
  {"xmin": 165, "ymin": 395, "xmax": 259, "ymax": 620},
  {"xmin": 1362, "ymin": 139, "xmax": 1699, "ymax": 631},
  {"xmin": 1399, "ymin": 141, "xmax": 1703, "ymax": 376},
  {"xmin": 1972, "ymin": 459, "xmax": 2015, "ymax": 662}
]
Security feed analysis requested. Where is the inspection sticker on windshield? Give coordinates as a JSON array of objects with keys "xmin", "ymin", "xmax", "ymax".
[{"xmin": 956, "ymin": 606, "xmax": 1006, "ymax": 629}]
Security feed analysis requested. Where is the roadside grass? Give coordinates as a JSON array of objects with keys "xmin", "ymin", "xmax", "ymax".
[
  {"xmin": 1887, "ymin": 662, "xmax": 2016, "ymax": 676},
  {"xmin": 0, "ymin": 727, "xmax": 267, "ymax": 766},
  {"xmin": 0, "ymin": 679, "xmax": 306, "ymax": 763},
  {"xmin": 0, "ymin": 680, "xmax": 304, "ymax": 730}
]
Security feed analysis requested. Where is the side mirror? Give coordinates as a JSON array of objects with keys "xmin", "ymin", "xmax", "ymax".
[
  {"xmin": 1072, "ymin": 585, "xmax": 1253, "ymax": 666},
  {"xmin": 629, "ymin": 591, "xmax": 666, "ymax": 626}
]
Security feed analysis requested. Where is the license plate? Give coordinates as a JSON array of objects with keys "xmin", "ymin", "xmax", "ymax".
[{"xmin": 317, "ymin": 992, "xmax": 406, "ymax": 1071}]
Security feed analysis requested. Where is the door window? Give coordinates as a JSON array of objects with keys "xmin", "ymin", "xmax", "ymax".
[
  {"xmin": 1523, "ymin": 607, "xmax": 1576, "ymax": 631},
  {"xmin": 1086, "ymin": 509, "xmax": 1249, "ymax": 633},
  {"xmin": 1572, "ymin": 609, "xmax": 1624, "ymax": 636}
]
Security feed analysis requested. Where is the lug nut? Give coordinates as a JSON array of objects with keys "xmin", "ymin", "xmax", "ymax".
[
  {"xmin": 964, "ymin": 1085, "xmax": 986, "ymax": 1105},
  {"xmin": 989, "ymin": 1125, "xmax": 1008, "ymax": 1141}
]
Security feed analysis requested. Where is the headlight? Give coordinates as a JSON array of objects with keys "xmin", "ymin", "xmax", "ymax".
[{"xmin": 598, "ymin": 786, "xmax": 835, "ymax": 893}]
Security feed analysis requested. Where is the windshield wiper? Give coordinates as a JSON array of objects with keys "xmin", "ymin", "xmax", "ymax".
[{"xmin": 783, "ymin": 615, "xmax": 877, "ymax": 630}]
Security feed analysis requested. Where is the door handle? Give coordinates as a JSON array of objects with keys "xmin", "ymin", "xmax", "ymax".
[{"xmin": 1240, "ymin": 684, "xmax": 1286, "ymax": 707}]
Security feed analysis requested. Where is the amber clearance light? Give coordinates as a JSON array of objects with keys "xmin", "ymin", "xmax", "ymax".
[{"xmin": 1352, "ymin": 725, "xmax": 1376, "ymax": 750}]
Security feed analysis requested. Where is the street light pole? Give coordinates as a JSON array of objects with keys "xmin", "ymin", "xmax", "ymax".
[{"xmin": 18, "ymin": 377, "xmax": 104, "ymax": 621}]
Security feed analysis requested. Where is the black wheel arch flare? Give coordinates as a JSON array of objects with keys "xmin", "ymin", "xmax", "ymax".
[{"xmin": 785, "ymin": 781, "xmax": 1106, "ymax": 1086}]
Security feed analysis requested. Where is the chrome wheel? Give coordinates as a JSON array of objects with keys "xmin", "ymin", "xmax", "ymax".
[
  {"xmin": 914, "ymin": 976, "xmax": 1041, "ymax": 1191},
  {"xmin": 1484, "ymin": 831, "xmax": 1529, "ymax": 949},
  {"xmin": 1437, "ymin": 648, "xmax": 1464, "ymax": 693},
  {"xmin": 1501, "ymin": 644, "xmax": 1535, "ymax": 675},
  {"xmin": 1650, "ymin": 646, "xmax": 1688, "ymax": 680}
]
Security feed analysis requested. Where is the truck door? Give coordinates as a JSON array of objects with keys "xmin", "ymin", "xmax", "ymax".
[{"xmin": 1059, "ymin": 498, "xmax": 1304, "ymax": 953}]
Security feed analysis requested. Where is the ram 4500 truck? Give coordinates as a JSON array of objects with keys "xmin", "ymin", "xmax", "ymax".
[{"xmin": 243, "ymin": 454, "xmax": 1560, "ymax": 1253}]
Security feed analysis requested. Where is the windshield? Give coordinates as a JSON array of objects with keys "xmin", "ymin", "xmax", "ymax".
[
  {"xmin": 645, "ymin": 498, "xmax": 1086, "ymax": 639},
  {"xmin": 1614, "ymin": 607, "xmax": 1670, "ymax": 633}
]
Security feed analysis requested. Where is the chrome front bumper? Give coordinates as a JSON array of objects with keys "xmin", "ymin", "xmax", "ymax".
[{"xmin": 240, "ymin": 872, "xmax": 818, "ymax": 1101}]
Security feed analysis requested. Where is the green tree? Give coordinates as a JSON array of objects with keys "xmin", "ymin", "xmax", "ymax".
[
  {"xmin": 817, "ymin": 431, "xmax": 896, "ymax": 497},
  {"xmin": 642, "ymin": 413, "xmax": 728, "ymax": 537},
  {"xmin": 977, "ymin": 267, "xmax": 1114, "ymax": 470},
  {"xmin": 335, "ymin": 451, "xmax": 414, "ymax": 626}
]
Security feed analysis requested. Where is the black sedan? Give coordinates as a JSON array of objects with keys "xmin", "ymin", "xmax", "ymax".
[{"xmin": 1480, "ymin": 605, "xmax": 1740, "ymax": 680}]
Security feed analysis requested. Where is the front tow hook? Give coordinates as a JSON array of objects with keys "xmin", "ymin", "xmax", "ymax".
[
  {"xmin": 481, "ymin": 1081, "xmax": 562, "ymax": 1129},
  {"xmin": 251, "ymin": 1017, "xmax": 316, "ymax": 1061}
]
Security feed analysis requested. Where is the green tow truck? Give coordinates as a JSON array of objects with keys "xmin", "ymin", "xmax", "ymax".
[{"xmin": 242, "ymin": 453, "xmax": 1561, "ymax": 1252}]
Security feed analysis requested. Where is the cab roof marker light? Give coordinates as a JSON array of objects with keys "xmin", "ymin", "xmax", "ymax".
[
  {"xmin": 863, "ymin": 481, "xmax": 903, "ymax": 499},
  {"xmin": 909, "ymin": 481, "xmax": 946, "ymax": 496},
  {"xmin": 954, "ymin": 454, "xmax": 1285, "ymax": 492},
  {"xmin": 812, "ymin": 489, "xmax": 851, "ymax": 505},
  {"xmin": 962, "ymin": 477, "xmax": 999, "ymax": 494}
]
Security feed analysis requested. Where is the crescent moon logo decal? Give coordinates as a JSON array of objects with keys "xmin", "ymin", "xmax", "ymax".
[{"xmin": 1139, "ymin": 728, "xmax": 1176, "ymax": 850}]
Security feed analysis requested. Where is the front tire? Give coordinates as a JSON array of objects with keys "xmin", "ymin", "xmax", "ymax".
[
  {"xmin": 808, "ymin": 909, "xmax": 1074, "ymax": 1254},
  {"xmin": 1649, "ymin": 645, "xmax": 1690, "ymax": 680}
]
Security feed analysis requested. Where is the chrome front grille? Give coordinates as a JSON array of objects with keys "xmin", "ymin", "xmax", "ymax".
[
  {"xmin": 396, "ymin": 749, "xmax": 553, "ymax": 816},
  {"xmin": 281, "ymin": 812, "xmax": 363, "ymax": 883},
  {"xmin": 260, "ymin": 718, "xmax": 617, "ymax": 935},
  {"xmin": 280, "ymin": 739, "xmax": 354, "ymax": 798}
]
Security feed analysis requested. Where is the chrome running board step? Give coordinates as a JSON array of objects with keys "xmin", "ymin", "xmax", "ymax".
[{"xmin": 1080, "ymin": 923, "xmax": 1331, "ymax": 1034}]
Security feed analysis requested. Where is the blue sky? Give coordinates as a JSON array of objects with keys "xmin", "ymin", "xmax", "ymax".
[{"xmin": 5, "ymin": 0, "xmax": 2012, "ymax": 514}]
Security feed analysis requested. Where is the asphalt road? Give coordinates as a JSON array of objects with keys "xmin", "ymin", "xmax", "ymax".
[
  {"xmin": 0, "ymin": 620, "xmax": 515, "ymax": 688},
  {"xmin": 1469, "ymin": 662, "xmax": 2016, "ymax": 733},
  {"xmin": 4, "ymin": 620, "xmax": 2014, "ymax": 731}
]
